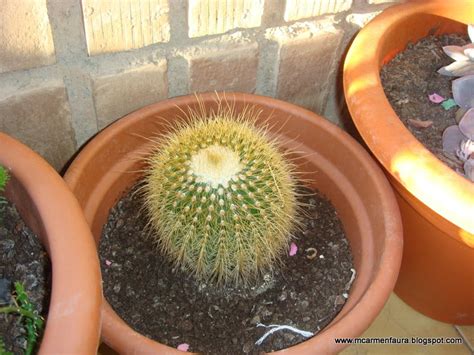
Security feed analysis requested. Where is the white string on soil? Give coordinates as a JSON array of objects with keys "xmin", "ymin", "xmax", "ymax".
[
  {"xmin": 345, "ymin": 268, "xmax": 356, "ymax": 290},
  {"xmin": 255, "ymin": 323, "xmax": 314, "ymax": 345},
  {"xmin": 255, "ymin": 268, "xmax": 356, "ymax": 346}
]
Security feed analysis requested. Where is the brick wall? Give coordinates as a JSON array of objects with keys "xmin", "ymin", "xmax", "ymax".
[{"xmin": 0, "ymin": 0, "xmax": 400, "ymax": 171}]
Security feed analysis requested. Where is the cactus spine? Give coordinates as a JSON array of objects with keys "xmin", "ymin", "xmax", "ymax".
[{"xmin": 144, "ymin": 105, "xmax": 298, "ymax": 285}]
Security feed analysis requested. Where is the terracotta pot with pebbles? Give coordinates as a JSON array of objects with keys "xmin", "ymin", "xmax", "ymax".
[
  {"xmin": 0, "ymin": 133, "xmax": 102, "ymax": 353},
  {"xmin": 64, "ymin": 92, "xmax": 402, "ymax": 354},
  {"xmin": 344, "ymin": 0, "xmax": 474, "ymax": 325}
]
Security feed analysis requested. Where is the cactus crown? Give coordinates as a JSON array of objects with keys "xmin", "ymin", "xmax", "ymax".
[{"xmin": 143, "ymin": 103, "xmax": 299, "ymax": 285}]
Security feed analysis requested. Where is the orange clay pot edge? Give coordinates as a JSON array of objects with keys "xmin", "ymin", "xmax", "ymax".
[
  {"xmin": 0, "ymin": 133, "xmax": 102, "ymax": 354},
  {"xmin": 343, "ymin": 0, "xmax": 474, "ymax": 241}
]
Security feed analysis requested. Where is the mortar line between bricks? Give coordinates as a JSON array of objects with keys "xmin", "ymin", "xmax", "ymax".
[{"xmin": 46, "ymin": 0, "xmax": 99, "ymax": 146}]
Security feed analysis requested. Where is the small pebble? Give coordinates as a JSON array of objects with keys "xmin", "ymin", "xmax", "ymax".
[
  {"xmin": 152, "ymin": 296, "xmax": 161, "ymax": 306},
  {"xmin": 24, "ymin": 274, "xmax": 38, "ymax": 290},
  {"xmin": 0, "ymin": 278, "xmax": 11, "ymax": 304},
  {"xmin": 0, "ymin": 239, "xmax": 14, "ymax": 252},
  {"xmin": 250, "ymin": 314, "xmax": 261, "ymax": 325},
  {"xmin": 126, "ymin": 287, "xmax": 135, "ymax": 297},
  {"xmin": 242, "ymin": 340, "xmax": 253, "ymax": 353},
  {"xmin": 15, "ymin": 264, "xmax": 28, "ymax": 274},
  {"xmin": 27, "ymin": 234, "xmax": 37, "ymax": 247},
  {"xmin": 272, "ymin": 338, "xmax": 284, "ymax": 349},
  {"xmin": 278, "ymin": 291, "xmax": 288, "ymax": 302},
  {"xmin": 299, "ymin": 300, "xmax": 309, "ymax": 310},
  {"xmin": 15, "ymin": 336, "xmax": 27, "ymax": 350},
  {"xmin": 261, "ymin": 308, "xmax": 273, "ymax": 321},
  {"xmin": 116, "ymin": 219, "xmax": 124, "ymax": 228},
  {"xmin": 306, "ymin": 247, "xmax": 317, "ymax": 259},
  {"xmin": 335, "ymin": 295, "xmax": 346, "ymax": 306}
]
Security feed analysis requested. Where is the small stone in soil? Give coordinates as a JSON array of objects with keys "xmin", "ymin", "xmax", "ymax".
[{"xmin": 0, "ymin": 277, "xmax": 11, "ymax": 303}]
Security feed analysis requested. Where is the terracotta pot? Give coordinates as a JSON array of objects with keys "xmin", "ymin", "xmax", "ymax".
[
  {"xmin": 0, "ymin": 133, "xmax": 102, "ymax": 353},
  {"xmin": 344, "ymin": 0, "xmax": 474, "ymax": 325},
  {"xmin": 65, "ymin": 92, "xmax": 402, "ymax": 354}
]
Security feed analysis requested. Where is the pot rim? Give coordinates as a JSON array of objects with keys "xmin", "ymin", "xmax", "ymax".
[
  {"xmin": 0, "ymin": 133, "xmax": 102, "ymax": 354},
  {"xmin": 343, "ymin": 0, "xmax": 474, "ymax": 242},
  {"xmin": 65, "ymin": 92, "xmax": 403, "ymax": 354}
]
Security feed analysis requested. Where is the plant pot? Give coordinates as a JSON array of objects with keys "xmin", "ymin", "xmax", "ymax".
[
  {"xmin": 64, "ymin": 92, "xmax": 402, "ymax": 354},
  {"xmin": 0, "ymin": 133, "xmax": 102, "ymax": 353},
  {"xmin": 343, "ymin": 0, "xmax": 474, "ymax": 325}
]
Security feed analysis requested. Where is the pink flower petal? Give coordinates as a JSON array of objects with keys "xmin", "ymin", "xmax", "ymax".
[
  {"xmin": 177, "ymin": 343, "xmax": 190, "ymax": 352},
  {"xmin": 289, "ymin": 242, "xmax": 298, "ymax": 256},
  {"xmin": 428, "ymin": 93, "xmax": 445, "ymax": 103},
  {"xmin": 105, "ymin": 260, "xmax": 112, "ymax": 266}
]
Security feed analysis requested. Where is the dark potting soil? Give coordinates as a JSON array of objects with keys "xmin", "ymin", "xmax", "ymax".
[
  {"xmin": 380, "ymin": 34, "xmax": 470, "ymax": 175},
  {"xmin": 0, "ymin": 200, "xmax": 51, "ymax": 354},
  {"xmin": 99, "ymin": 184, "xmax": 354, "ymax": 355}
]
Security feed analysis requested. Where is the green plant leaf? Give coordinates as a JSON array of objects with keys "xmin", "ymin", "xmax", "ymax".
[
  {"xmin": 0, "ymin": 166, "xmax": 9, "ymax": 192},
  {"xmin": 14, "ymin": 282, "xmax": 44, "ymax": 355},
  {"xmin": 0, "ymin": 282, "xmax": 44, "ymax": 355}
]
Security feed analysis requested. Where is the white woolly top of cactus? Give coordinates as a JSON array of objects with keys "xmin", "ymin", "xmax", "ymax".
[
  {"xmin": 438, "ymin": 24, "xmax": 474, "ymax": 77},
  {"xmin": 190, "ymin": 145, "xmax": 243, "ymax": 188}
]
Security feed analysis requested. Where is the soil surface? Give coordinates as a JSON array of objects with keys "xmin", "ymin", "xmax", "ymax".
[
  {"xmin": 381, "ymin": 34, "xmax": 469, "ymax": 176},
  {"xmin": 0, "ymin": 200, "xmax": 51, "ymax": 354},
  {"xmin": 100, "ymin": 184, "xmax": 354, "ymax": 355}
]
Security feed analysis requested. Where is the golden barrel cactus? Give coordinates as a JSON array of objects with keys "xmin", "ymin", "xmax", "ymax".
[{"xmin": 144, "ymin": 105, "xmax": 299, "ymax": 285}]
